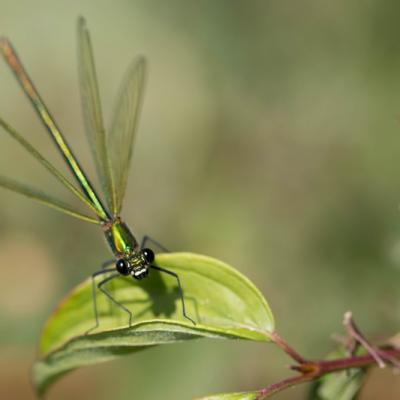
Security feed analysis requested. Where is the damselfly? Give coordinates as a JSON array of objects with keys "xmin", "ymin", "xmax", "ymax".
[{"xmin": 0, "ymin": 17, "xmax": 195, "ymax": 331}]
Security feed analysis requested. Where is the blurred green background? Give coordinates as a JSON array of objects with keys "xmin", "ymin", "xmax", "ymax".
[{"xmin": 0, "ymin": 1, "xmax": 399, "ymax": 399}]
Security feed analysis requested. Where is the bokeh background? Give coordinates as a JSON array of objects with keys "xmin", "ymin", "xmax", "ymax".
[{"xmin": 0, "ymin": 1, "xmax": 399, "ymax": 399}]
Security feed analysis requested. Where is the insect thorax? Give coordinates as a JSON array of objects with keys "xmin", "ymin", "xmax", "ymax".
[{"xmin": 102, "ymin": 218, "xmax": 139, "ymax": 257}]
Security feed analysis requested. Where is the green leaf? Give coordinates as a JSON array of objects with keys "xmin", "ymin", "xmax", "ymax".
[
  {"xmin": 196, "ymin": 391, "xmax": 260, "ymax": 400},
  {"xmin": 195, "ymin": 392, "xmax": 260, "ymax": 400},
  {"xmin": 33, "ymin": 252, "xmax": 274, "ymax": 396},
  {"xmin": 308, "ymin": 369, "xmax": 365, "ymax": 400}
]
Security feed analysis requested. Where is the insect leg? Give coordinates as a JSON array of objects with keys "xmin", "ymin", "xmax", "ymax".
[
  {"xmin": 150, "ymin": 265, "xmax": 195, "ymax": 325},
  {"xmin": 100, "ymin": 259, "xmax": 116, "ymax": 314},
  {"xmin": 86, "ymin": 268, "xmax": 115, "ymax": 334},
  {"xmin": 141, "ymin": 235, "xmax": 169, "ymax": 252},
  {"xmin": 98, "ymin": 273, "xmax": 133, "ymax": 327}
]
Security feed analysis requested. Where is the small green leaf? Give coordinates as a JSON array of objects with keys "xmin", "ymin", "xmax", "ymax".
[
  {"xmin": 196, "ymin": 391, "xmax": 260, "ymax": 400},
  {"xmin": 309, "ymin": 369, "xmax": 365, "ymax": 400},
  {"xmin": 33, "ymin": 252, "xmax": 274, "ymax": 396}
]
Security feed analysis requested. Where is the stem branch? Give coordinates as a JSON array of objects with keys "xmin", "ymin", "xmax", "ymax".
[
  {"xmin": 269, "ymin": 331, "xmax": 307, "ymax": 364},
  {"xmin": 256, "ymin": 321, "xmax": 400, "ymax": 400}
]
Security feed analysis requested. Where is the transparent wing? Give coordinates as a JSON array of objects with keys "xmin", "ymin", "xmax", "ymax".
[
  {"xmin": 0, "ymin": 117, "xmax": 101, "ymax": 218},
  {"xmin": 0, "ymin": 176, "xmax": 99, "ymax": 224},
  {"xmin": 77, "ymin": 17, "xmax": 115, "ymax": 212},
  {"xmin": 108, "ymin": 56, "xmax": 147, "ymax": 214},
  {"xmin": 0, "ymin": 37, "xmax": 109, "ymax": 221}
]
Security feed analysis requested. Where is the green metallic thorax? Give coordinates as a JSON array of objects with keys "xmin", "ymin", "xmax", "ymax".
[{"xmin": 103, "ymin": 219, "xmax": 139, "ymax": 257}]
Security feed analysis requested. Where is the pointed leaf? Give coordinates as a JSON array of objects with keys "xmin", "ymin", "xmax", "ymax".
[{"xmin": 33, "ymin": 252, "xmax": 274, "ymax": 395}]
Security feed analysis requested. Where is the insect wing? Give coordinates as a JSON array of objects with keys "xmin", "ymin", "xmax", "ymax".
[
  {"xmin": 77, "ymin": 17, "xmax": 115, "ymax": 213},
  {"xmin": 0, "ymin": 176, "xmax": 99, "ymax": 223},
  {"xmin": 108, "ymin": 56, "xmax": 147, "ymax": 215}
]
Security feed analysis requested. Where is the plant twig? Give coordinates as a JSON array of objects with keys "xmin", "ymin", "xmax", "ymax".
[
  {"xmin": 269, "ymin": 331, "xmax": 307, "ymax": 364},
  {"xmin": 255, "ymin": 312, "xmax": 400, "ymax": 399},
  {"xmin": 256, "ymin": 346, "xmax": 400, "ymax": 399},
  {"xmin": 343, "ymin": 311, "xmax": 385, "ymax": 368},
  {"xmin": 256, "ymin": 373, "xmax": 315, "ymax": 399}
]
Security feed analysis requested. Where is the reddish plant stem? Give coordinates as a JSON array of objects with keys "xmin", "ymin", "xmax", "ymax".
[
  {"xmin": 343, "ymin": 311, "xmax": 386, "ymax": 368},
  {"xmin": 269, "ymin": 331, "xmax": 306, "ymax": 363},
  {"xmin": 257, "ymin": 331, "xmax": 400, "ymax": 399},
  {"xmin": 256, "ymin": 373, "xmax": 315, "ymax": 399},
  {"xmin": 315, "ymin": 347, "xmax": 400, "ymax": 373}
]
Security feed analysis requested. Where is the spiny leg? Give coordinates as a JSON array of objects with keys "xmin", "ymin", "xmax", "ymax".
[
  {"xmin": 151, "ymin": 265, "xmax": 195, "ymax": 325},
  {"xmin": 141, "ymin": 235, "xmax": 169, "ymax": 252},
  {"xmin": 98, "ymin": 273, "xmax": 133, "ymax": 327},
  {"xmin": 86, "ymin": 268, "xmax": 115, "ymax": 334},
  {"xmin": 101, "ymin": 259, "xmax": 116, "ymax": 314}
]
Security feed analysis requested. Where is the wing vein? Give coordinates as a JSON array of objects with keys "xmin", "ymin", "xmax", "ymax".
[{"xmin": 77, "ymin": 17, "xmax": 116, "ymax": 213}]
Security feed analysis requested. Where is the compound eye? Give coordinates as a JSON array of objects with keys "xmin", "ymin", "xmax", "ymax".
[
  {"xmin": 142, "ymin": 248, "xmax": 155, "ymax": 263},
  {"xmin": 116, "ymin": 258, "xmax": 129, "ymax": 275}
]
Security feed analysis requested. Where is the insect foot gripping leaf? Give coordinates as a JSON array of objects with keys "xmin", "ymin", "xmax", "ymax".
[{"xmin": 32, "ymin": 252, "xmax": 275, "ymax": 396}]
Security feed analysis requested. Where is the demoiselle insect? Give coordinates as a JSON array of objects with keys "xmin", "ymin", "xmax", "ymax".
[{"xmin": 0, "ymin": 17, "xmax": 195, "ymax": 331}]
